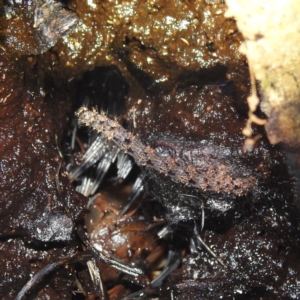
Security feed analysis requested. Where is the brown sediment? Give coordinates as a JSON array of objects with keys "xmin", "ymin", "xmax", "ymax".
[
  {"xmin": 0, "ymin": 1, "xmax": 85, "ymax": 296},
  {"xmin": 0, "ymin": 0, "xmax": 299, "ymax": 299},
  {"xmin": 164, "ymin": 218, "xmax": 300, "ymax": 299},
  {"xmin": 0, "ymin": 0, "xmax": 78, "ymax": 55},
  {"xmin": 0, "ymin": 237, "xmax": 81, "ymax": 299}
]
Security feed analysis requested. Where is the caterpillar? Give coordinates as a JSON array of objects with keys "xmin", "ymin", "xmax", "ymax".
[{"xmin": 76, "ymin": 107, "xmax": 256, "ymax": 196}]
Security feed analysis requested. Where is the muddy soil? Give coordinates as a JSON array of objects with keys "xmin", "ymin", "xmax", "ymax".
[{"xmin": 0, "ymin": 0, "xmax": 299, "ymax": 299}]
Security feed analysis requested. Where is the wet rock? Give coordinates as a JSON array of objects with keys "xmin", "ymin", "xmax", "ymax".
[
  {"xmin": 33, "ymin": 207, "xmax": 74, "ymax": 242},
  {"xmin": 163, "ymin": 214, "xmax": 300, "ymax": 299}
]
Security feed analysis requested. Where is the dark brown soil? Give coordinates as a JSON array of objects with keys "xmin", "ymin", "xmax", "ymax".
[{"xmin": 0, "ymin": 0, "xmax": 299, "ymax": 299}]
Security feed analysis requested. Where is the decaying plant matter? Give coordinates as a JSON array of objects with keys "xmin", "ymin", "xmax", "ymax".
[{"xmin": 226, "ymin": 0, "xmax": 300, "ymax": 209}]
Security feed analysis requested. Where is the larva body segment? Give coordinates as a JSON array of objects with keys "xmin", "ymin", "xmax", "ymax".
[{"xmin": 76, "ymin": 107, "xmax": 256, "ymax": 196}]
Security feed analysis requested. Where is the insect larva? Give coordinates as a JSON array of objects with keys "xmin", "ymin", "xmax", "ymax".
[{"xmin": 76, "ymin": 107, "xmax": 256, "ymax": 196}]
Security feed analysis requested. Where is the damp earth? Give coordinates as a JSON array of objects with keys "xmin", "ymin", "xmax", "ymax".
[{"xmin": 0, "ymin": 0, "xmax": 299, "ymax": 299}]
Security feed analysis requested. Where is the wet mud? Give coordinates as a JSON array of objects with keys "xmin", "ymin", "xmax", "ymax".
[{"xmin": 0, "ymin": 0, "xmax": 299, "ymax": 299}]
